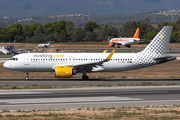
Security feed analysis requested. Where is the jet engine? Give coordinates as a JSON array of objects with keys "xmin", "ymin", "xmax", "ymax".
[
  {"xmin": 109, "ymin": 42, "xmax": 115, "ymax": 47},
  {"xmin": 55, "ymin": 66, "xmax": 76, "ymax": 78}
]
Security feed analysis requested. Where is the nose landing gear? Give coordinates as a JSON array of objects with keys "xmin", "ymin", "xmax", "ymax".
[{"xmin": 25, "ymin": 72, "xmax": 29, "ymax": 80}]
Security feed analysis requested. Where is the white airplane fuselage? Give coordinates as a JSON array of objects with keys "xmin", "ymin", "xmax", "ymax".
[
  {"xmin": 109, "ymin": 28, "xmax": 140, "ymax": 48},
  {"xmin": 4, "ymin": 53, "xmax": 138, "ymax": 72},
  {"xmin": 37, "ymin": 42, "xmax": 50, "ymax": 48},
  {"xmin": 109, "ymin": 38, "xmax": 140, "ymax": 46}
]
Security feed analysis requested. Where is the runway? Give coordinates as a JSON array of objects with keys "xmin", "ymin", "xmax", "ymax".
[
  {"xmin": 0, "ymin": 78, "xmax": 180, "ymax": 86},
  {"xmin": 0, "ymin": 86, "xmax": 180, "ymax": 111}
]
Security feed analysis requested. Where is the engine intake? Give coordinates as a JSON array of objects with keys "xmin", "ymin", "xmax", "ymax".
[{"xmin": 55, "ymin": 66, "xmax": 76, "ymax": 78}]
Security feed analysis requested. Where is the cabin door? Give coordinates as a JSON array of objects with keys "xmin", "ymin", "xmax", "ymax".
[{"xmin": 24, "ymin": 55, "xmax": 29, "ymax": 65}]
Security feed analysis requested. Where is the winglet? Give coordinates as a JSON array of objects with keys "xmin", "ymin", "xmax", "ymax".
[
  {"xmin": 107, "ymin": 49, "xmax": 116, "ymax": 60},
  {"xmin": 103, "ymin": 50, "xmax": 107, "ymax": 53}
]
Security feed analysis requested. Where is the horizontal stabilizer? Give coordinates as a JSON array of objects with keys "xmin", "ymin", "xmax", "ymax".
[{"xmin": 153, "ymin": 55, "xmax": 176, "ymax": 64}]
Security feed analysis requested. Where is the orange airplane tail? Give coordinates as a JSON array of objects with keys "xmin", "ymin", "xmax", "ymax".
[{"xmin": 133, "ymin": 28, "xmax": 140, "ymax": 38}]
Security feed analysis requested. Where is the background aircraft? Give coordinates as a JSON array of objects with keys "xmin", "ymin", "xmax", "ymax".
[
  {"xmin": 109, "ymin": 28, "xmax": 140, "ymax": 48},
  {"xmin": 3, "ymin": 26, "xmax": 175, "ymax": 80},
  {"xmin": 37, "ymin": 41, "xmax": 51, "ymax": 48}
]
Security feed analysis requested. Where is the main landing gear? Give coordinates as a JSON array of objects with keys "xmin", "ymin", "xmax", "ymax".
[
  {"xmin": 25, "ymin": 72, "xmax": 29, "ymax": 80},
  {"xmin": 125, "ymin": 45, "xmax": 131, "ymax": 48},
  {"xmin": 82, "ymin": 75, "xmax": 89, "ymax": 80},
  {"xmin": 81, "ymin": 70, "xmax": 89, "ymax": 80}
]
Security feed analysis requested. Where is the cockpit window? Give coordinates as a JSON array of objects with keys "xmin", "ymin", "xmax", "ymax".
[{"xmin": 10, "ymin": 58, "xmax": 18, "ymax": 61}]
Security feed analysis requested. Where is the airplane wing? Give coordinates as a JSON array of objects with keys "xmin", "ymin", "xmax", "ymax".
[
  {"xmin": 74, "ymin": 49, "xmax": 115, "ymax": 67},
  {"xmin": 72, "ymin": 49, "xmax": 115, "ymax": 72},
  {"xmin": 52, "ymin": 49, "xmax": 116, "ymax": 72}
]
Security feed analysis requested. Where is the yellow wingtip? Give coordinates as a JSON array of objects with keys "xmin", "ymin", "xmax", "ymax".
[
  {"xmin": 107, "ymin": 49, "xmax": 116, "ymax": 60},
  {"xmin": 103, "ymin": 49, "xmax": 107, "ymax": 53}
]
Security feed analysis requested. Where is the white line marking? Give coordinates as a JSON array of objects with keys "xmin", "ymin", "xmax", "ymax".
[{"xmin": 0, "ymin": 97, "xmax": 143, "ymax": 104}]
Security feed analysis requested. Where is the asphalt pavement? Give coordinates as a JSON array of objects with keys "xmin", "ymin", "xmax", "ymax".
[{"xmin": 0, "ymin": 86, "xmax": 180, "ymax": 111}]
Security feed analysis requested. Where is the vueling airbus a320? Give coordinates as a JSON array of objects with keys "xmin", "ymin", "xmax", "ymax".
[{"xmin": 3, "ymin": 26, "xmax": 176, "ymax": 80}]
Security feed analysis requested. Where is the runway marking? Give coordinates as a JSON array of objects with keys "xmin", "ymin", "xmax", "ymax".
[
  {"xmin": 1, "ymin": 99, "xmax": 180, "ymax": 108},
  {"xmin": 0, "ymin": 91, "xmax": 50, "ymax": 95},
  {"xmin": 0, "ymin": 97, "xmax": 143, "ymax": 104}
]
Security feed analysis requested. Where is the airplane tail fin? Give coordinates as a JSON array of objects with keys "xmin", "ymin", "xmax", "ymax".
[
  {"xmin": 129, "ymin": 26, "xmax": 174, "ymax": 70},
  {"xmin": 141, "ymin": 26, "xmax": 173, "ymax": 56},
  {"xmin": 133, "ymin": 28, "xmax": 140, "ymax": 38}
]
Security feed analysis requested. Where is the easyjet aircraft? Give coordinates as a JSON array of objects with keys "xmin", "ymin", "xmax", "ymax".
[
  {"xmin": 3, "ymin": 26, "xmax": 176, "ymax": 80},
  {"xmin": 109, "ymin": 28, "xmax": 140, "ymax": 48}
]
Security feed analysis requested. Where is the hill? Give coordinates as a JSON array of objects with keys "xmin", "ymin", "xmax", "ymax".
[{"xmin": 0, "ymin": 0, "xmax": 180, "ymax": 17}]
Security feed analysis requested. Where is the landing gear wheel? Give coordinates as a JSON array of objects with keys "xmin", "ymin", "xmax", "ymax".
[
  {"xmin": 82, "ymin": 75, "xmax": 89, "ymax": 80},
  {"xmin": 25, "ymin": 76, "xmax": 29, "ymax": 80},
  {"xmin": 117, "ymin": 45, "xmax": 120, "ymax": 48},
  {"xmin": 25, "ymin": 72, "xmax": 29, "ymax": 80}
]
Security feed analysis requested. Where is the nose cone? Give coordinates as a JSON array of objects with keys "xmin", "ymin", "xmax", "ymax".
[{"xmin": 3, "ymin": 62, "xmax": 8, "ymax": 69}]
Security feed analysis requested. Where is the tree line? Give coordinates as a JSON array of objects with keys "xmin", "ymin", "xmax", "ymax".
[{"xmin": 0, "ymin": 18, "xmax": 180, "ymax": 43}]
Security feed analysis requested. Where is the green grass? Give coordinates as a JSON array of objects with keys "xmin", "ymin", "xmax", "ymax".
[{"xmin": 121, "ymin": 76, "xmax": 127, "ymax": 78}]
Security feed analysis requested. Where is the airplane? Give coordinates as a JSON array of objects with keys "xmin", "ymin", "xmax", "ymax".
[
  {"xmin": 3, "ymin": 26, "xmax": 176, "ymax": 80},
  {"xmin": 37, "ymin": 41, "xmax": 51, "ymax": 48},
  {"xmin": 109, "ymin": 28, "xmax": 140, "ymax": 48}
]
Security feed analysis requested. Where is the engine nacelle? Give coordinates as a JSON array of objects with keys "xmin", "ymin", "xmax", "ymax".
[
  {"xmin": 109, "ymin": 42, "xmax": 115, "ymax": 47},
  {"xmin": 55, "ymin": 66, "xmax": 75, "ymax": 78}
]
